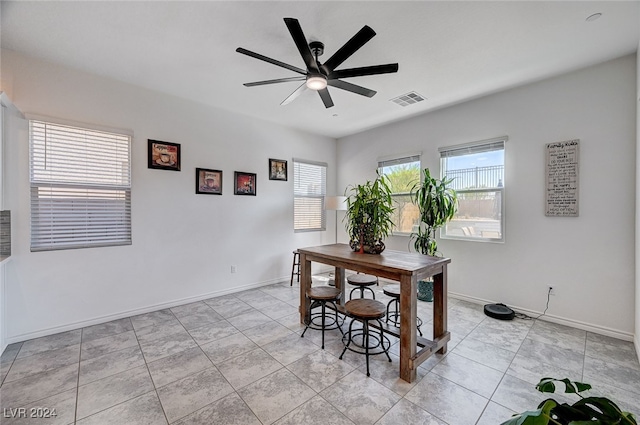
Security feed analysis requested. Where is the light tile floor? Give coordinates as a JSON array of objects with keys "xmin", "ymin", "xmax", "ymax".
[{"xmin": 1, "ymin": 277, "xmax": 639, "ymax": 424}]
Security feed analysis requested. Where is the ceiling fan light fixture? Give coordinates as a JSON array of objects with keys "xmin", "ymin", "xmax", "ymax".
[{"xmin": 306, "ymin": 75, "xmax": 327, "ymax": 90}]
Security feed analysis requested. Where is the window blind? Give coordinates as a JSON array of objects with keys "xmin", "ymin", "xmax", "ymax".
[
  {"xmin": 438, "ymin": 137, "xmax": 507, "ymax": 158},
  {"xmin": 377, "ymin": 154, "xmax": 421, "ymax": 169},
  {"xmin": 30, "ymin": 120, "xmax": 132, "ymax": 251},
  {"xmin": 293, "ymin": 159, "xmax": 327, "ymax": 232}
]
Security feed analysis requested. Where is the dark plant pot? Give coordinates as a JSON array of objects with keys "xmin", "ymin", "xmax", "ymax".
[
  {"xmin": 418, "ymin": 279, "xmax": 433, "ymax": 302},
  {"xmin": 349, "ymin": 239, "xmax": 385, "ymax": 254}
]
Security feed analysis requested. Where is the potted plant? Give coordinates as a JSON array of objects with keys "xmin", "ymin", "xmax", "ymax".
[
  {"xmin": 345, "ymin": 173, "xmax": 395, "ymax": 254},
  {"xmin": 501, "ymin": 377, "xmax": 637, "ymax": 424},
  {"xmin": 411, "ymin": 168, "xmax": 458, "ymax": 300}
]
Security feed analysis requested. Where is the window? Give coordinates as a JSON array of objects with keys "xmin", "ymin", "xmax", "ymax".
[
  {"xmin": 378, "ymin": 154, "xmax": 421, "ymax": 234},
  {"xmin": 439, "ymin": 137, "xmax": 506, "ymax": 242},
  {"xmin": 29, "ymin": 119, "xmax": 132, "ymax": 251},
  {"xmin": 293, "ymin": 159, "xmax": 327, "ymax": 232}
]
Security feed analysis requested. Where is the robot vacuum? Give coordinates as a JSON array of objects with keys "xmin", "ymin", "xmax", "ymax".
[{"xmin": 484, "ymin": 303, "xmax": 515, "ymax": 320}]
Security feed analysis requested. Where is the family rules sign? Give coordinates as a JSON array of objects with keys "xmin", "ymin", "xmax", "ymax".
[{"xmin": 545, "ymin": 139, "xmax": 579, "ymax": 217}]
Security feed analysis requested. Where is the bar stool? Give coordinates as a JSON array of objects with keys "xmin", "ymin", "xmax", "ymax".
[
  {"xmin": 383, "ymin": 284, "xmax": 423, "ymax": 336},
  {"xmin": 301, "ymin": 286, "xmax": 343, "ymax": 349},
  {"xmin": 347, "ymin": 273, "xmax": 378, "ymax": 300},
  {"xmin": 290, "ymin": 250, "xmax": 300, "ymax": 286},
  {"xmin": 339, "ymin": 298, "xmax": 391, "ymax": 377}
]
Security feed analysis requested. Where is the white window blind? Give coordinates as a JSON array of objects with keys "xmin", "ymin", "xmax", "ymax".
[
  {"xmin": 30, "ymin": 120, "xmax": 132, "ymax": 251},
  {"xmin": 293, "ymin": 159, "xmax": 327, "ymax": 232}
]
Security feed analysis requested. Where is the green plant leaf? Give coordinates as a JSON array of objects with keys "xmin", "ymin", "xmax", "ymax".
[
  {"xmin": 500, "ymin": 400, "xmax": 557, "ymax": 425},
  {"xmin": 536, "ymin": 378, "xmax": 557, "ymax": 394},
  {"xmin": 519, "ymin": 378, "xmax": 638, "ymax": 425},
  {"xmin": 574, "ymin": 397, "xmax": 634, "ymax": 422},
  {"xmin": 536, "ymin": 378, "xmax": 591, "ymax": 395},
  {"xmin": 410, "ymin": 168, "xmax": 458, "ymax": 256},
  {"xmin": 344, "ymin": 172, "xmax": 396, "ymax": 246}
]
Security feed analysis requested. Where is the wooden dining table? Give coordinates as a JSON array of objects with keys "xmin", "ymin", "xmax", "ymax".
[{"xmin": 297, "ymin": 243, "xmax": 451, "ymax": 383}]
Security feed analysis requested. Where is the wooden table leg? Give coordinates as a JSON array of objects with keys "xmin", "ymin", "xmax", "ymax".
[
  {"xmin": 399, "ymin": 274, "xmax": 418, "ymax": 382},
  {"xmin": 433, "ymin": 266, "xmax": 448, "ymax": 354},
  {"xmin": 299, "ymin": 253, "xmax": 312, "ymax": 324}
]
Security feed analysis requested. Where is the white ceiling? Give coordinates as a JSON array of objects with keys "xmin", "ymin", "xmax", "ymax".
[{"xmin": 2, "ymin": 1, "xmax": 639, "ymax": 138}]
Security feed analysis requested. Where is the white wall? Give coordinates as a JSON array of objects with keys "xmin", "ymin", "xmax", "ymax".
[
  {"xmin": 1, "ymin": 49, "xmax": 337, "ymax": 342},
  {"xmin": 636, "ymin": 38, "xmax": 640, "ymax": 359},
  {"xmin": 339, "ymin": 54, "xmax": 637, "ymax": 339},
  {"xmin": 0, "ymin": 93, "xmax": 24, "ymax": 353}
]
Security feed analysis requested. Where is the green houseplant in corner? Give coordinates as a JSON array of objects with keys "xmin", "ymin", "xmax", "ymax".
[
  {"xmin": 501, "ymin": 377, "xmax": 637, "ymax": 425},
  {"xmin": 411, "ymin": 168, "xmax": 458, "ymax": 301},
  {"xmin": 345, "ymin": 173, "xmax": 395, "ymax": 254}
]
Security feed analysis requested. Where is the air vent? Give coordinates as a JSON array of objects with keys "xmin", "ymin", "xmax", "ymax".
[{"xmin": 390, "ymin": 91, "xmax": 426, "ymax": 107}]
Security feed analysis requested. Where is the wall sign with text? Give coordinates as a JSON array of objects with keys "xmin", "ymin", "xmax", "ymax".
[{"xmin": 545, "ymin": 139, "xmax": 579, "ymax": 217}]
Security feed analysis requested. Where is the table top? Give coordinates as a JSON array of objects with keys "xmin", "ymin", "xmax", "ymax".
[{"xmin": 298, "ymin": 243, "xmax": 450, "ymax": 277}]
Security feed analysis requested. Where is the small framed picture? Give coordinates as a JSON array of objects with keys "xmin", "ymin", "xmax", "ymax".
[
  {"xmin": 196, "ymin": 168, "xmax": 223, "ymax": 195},
  {"xmin": 234, "ymin": 172, "xmax": 257, "ymax": 196},
  {"xmin": 148, "ymin": 140, "xmax": 181, "ymax": 171},
  {"xmin": 269, "ymin": 158, "xmax": 288, "ymax": 181}
]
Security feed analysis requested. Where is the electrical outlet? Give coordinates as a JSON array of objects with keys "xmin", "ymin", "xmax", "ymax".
[
  {"xmin": 548, "ymin": 286, "xmax": 555, "ymax": 296},
  {"xmin": 231, "ymin": 265, "xmax": 237, "ymax": 274}
]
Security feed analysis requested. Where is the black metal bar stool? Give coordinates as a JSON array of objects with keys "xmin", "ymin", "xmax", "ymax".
[
  {"xmin": 347, "ymin": 273, "xmax": 378, "ymax": 300},
  {"xmin": 383, "ymin": 284, "xmax": 423, "ymax": 336},
  {"xmin": 339, "ymin": 298, "xmax": 391, "ymax": 376},
  {"xmin": 301, "ymin": 286, "xmax": 343, "ymax": 349},
  {"xmin": 290, "ymin": 250, "xmax": 300, "ymax": 286}
]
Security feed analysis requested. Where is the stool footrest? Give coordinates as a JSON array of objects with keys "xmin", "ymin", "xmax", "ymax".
[{"xmin": 340, "ymin": 328, "xmax": 390, "ymax": 356}]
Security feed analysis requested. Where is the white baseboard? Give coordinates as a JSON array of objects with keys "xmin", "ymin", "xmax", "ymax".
[
  {"xmin": 449, "ymin": 291, "xmax": 635, "ymax": 342},
  {"xmin": 635, "ymin": 335, "xmax": 640, "ymax": 364},
  {"xmin": 8, "ymin": 279, "xmax": 635, "ymax": 346},
  {"xmin": 6, "ymin": 275, "xmax": 290, "ymax": 344}
]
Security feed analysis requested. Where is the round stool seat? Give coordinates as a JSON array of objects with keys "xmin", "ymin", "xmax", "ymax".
[
  {"xmin": 347, "ymin": 274, "xmax": 378, "ymax": 300},
  {"xmin": 382, "ymin": 284, "xmax": 400, "ymax": 298},
  {"xmin": 307, "ymin": 286, "xmax": 341, "ymax": 301},
  {"xmin": 345, "ymin": 299, "xmax": 386, "ymax": 320},
  {"xmin": 347, "ymin": 274, "xmax": 378, "ymax": 286},
  {"xmin": 302, "ymin": 286, "xmax": 343, "ymax": 349},
  {"xmin": 382, "ymin": 284, "xmax": 423, "ymax": 336},
  {"xmin": 340, "ymin": 298, "xmax": 391, "ymax": 376}
]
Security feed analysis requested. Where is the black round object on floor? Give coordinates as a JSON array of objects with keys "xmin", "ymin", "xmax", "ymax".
[{"xmin": 484, "ymin": 303, "xmax": 515, "ymax": 320}]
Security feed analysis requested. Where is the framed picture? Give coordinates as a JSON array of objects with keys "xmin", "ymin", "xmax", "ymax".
[
  {"xmin": 148, "ymin": 139, "xmax": 181, "ymax": 171},
  {"xmin": 269, "ymin": 158, "xmax": 288, "ymax": 181},
  {"xmin": 234, "ymin": 171, "xmax": 257, "ymax": 196},
  {"xmin": 195, "ymin": 168, "xmax": 223, "ymax": 195}
]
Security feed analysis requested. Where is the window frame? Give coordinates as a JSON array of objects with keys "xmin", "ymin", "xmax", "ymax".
[
  {"xmin": 377, "ymin": 153, "xmax": 421, "ymax": 236},
  {"xmin": 29, "ymin": 116, "xmax": 132, "ymax": 251},
  {"xmin": 293, "ymin": 158, "xmax": 327, "ymax": 233},
  {"xmin": 439, "ymin": 137, "xmax": 507, "ymax": 243}
]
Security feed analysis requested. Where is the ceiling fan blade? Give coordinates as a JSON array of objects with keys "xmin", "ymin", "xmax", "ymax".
[
  {"xmin": 236, "ymin": 47, "xmax": 307, "ymax": 75},
  {"xmin": 243, "ymin": 76, "xmax": 306, "ymax": 87},
  {"xmin": 327, "ymin": 79, "xmax": 376, "ymax": 97},
  {"xmin": 331, "ymin": 63, "xmax": 398, "ymax": 79},
  {"xmin": 284, "ymin": 18, "xmax": 320, "ymax": 74},
  {"xmin": 322, "ymin": 25, "xmax": 376, "ymax": 72},
  {"xmin": 281, "ymin": 83, "xmax": 307, "ymax": 106},
  {"xmin": 318, "ymin": 88, "xmax": 334, "ymax": 108}
]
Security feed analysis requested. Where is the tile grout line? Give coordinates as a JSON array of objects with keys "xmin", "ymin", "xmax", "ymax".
[
  {"xmin": 132, "ymin": 315, "xmax": 171, "ymax": 425},
  {"xmin": 5, "ymin": 282, "xmax": 638, "ymax": 423},
  {"xmin": 74, "ymin": 329, "xmax": 83, "ymax": 425},
  {"xmin": 479, "ymin": 318, "xmax": 535, "ymax": 420},
  {"xmin": 198, "ymin": 291, "xmax": 285, "ymax": 425}
]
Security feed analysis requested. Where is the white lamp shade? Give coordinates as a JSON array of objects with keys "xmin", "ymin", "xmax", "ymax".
[{"xmin": 325, "ymin": 196, "xmax": 347, "ymax": 211}]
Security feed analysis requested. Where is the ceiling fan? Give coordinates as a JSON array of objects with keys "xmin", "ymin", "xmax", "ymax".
[{"xmin": 236, "ymin": 18, "xmax": 399, "ymax": 108}]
